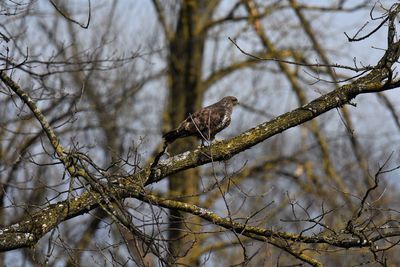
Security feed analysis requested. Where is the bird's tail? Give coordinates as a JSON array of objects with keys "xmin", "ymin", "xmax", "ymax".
[{"xmin": 163, "ymin": 130, "xmax": 179, "ymax": 144}]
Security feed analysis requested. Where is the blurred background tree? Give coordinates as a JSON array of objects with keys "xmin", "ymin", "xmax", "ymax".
[{"xmin": 1, "ymin": 0, "xmax": 400, "ymax": 266}]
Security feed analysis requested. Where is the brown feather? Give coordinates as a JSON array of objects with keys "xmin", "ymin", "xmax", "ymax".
[{"xmin": 163, "ymin": 96, "xmax": 238, "ymax": 144}]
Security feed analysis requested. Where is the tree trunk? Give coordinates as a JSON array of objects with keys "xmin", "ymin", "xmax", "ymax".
[{"xmin": 164, "ymin": 1, "xmax": 206, "ymax": 265}]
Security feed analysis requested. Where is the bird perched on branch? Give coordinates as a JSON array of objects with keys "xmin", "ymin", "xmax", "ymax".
[
  {"xmin": 163, "ymin": 96, "xmax": 239, "ymax": 145},
  {"xmin": 149, "ymin": 96, "xmax": 238, "ymax": 182}
]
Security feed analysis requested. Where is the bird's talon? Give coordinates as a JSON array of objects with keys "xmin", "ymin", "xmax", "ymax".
[{"xmin": 163, "ymin": 147, "xmax": 170, "ymax": 157}]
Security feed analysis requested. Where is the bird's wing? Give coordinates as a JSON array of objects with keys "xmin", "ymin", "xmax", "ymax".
[{"xmin": 179, "ymin": 106, "xmax": 225, "ymax": 135}]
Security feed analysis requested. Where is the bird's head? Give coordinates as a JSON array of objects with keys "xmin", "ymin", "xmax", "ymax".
[{"xmin": 221, "ymin": 96, "xmax": 239, "ymax": 107}]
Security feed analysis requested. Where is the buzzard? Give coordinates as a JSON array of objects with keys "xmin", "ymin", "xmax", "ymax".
[{"xmin": 163, "ymin": 96, "xmax": 239, "ymax": 145}]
